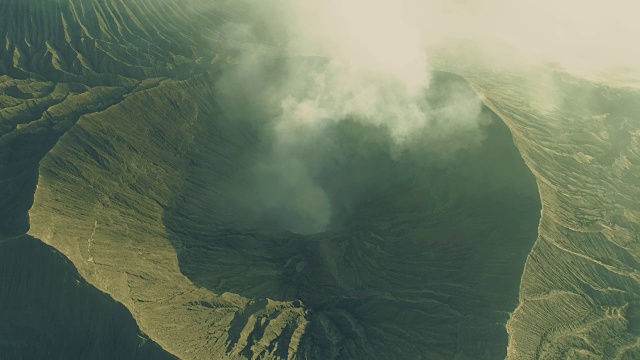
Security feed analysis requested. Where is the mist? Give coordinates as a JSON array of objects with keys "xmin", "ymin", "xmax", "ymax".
[
  {"xmin": 279, "ymin": 0, "xmax": 640, "ymax": 74},
  {"xmin": 204, "ymin": 0, "xmax": 639, "ymax": 234}
]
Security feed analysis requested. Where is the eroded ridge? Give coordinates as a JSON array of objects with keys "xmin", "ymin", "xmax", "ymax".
[
  {"xmin": 29, "ymin": 70, "xmax": 541, "ymax": 358},
  {"xmin": 0, "ymin": 0, "xmax": 229, "ymax": 236},
  {"xmin": 0, "ymin": 0, "xmax": 227, "ymax": 85},
  {"xmin": 4, "ymin": 1, "xmax": 546, "ymax": 358},
  {"xmin": 28, "ymin": 75, "xmax": 310, "ymax": 359},
  {"xmin": 436, "ymin": 57, "xmax": 640, "ymax": 359}
]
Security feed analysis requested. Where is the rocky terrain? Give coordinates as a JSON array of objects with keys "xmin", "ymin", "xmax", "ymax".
[
  {"xmin": 435, "ymin": 53, "xmax": 640, "ymax": 359},
  {"xmin": 0, "ymin": 235, "xmax": 176, "ymax": 359},
  {"xmin": 1, "ymin": 0, "xmax": 638, "ymax": 359}
]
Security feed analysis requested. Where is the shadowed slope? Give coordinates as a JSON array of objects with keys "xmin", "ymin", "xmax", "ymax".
[
  {"xmin": 0, "ymin": 0, "xmax": 232, "ymax": 237},
  {"xmin": 2, "ymin": 0, "xmax": 545, "ymax": 358},
  {"xmin": 28, "ymin": 74, "xmax": 310, "ymax": 359},
  {"xmin": 28, "ymin": 64, "xmax": 541, "ymax": 358},
  {"xmin": 435, "ymin": 54, "xmax": 640, "ymax": 359},
  {"xmin": 165, "ymin": 71, "xmax": 542, "ymax": 359},
  {"xmin": 0, "ymin": 0, "xmax": 229, "ymax": 85},
  {"xmin": 0, "ymin": 235, "xmax": 177, "ymax": 360},
  {"xmin": 0, "ymin": 1, "xmax": 240, "ymax": 358}
]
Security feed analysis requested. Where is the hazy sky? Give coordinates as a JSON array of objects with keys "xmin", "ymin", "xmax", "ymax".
[{"xmin": 282, "ymin": 0, "xmax": 640, "ymax": 74}]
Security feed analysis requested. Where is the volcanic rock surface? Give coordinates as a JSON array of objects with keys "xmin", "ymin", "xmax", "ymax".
[
  {"xmin": 2, "ymin": 0, "xmax": 637, "ymax": 359},
  {"xmin": 435, "ymin": 54, "xmax": 640, "ymax": 359}
]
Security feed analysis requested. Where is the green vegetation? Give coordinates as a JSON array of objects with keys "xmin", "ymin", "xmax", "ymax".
[
  {"xmin": 435, "ymin": 52, "xmax": 640, "ymax": 359},
  {"xmin": 3, "ymin": 0, "xmax": 638, "ymax": 359},
  {"xmin": 0, "ymin": 235, "xmax": 177, "ymax": 359}
]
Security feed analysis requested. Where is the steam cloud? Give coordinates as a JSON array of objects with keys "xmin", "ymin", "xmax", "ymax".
[{"xmin": 207, "ymin": 0, "xmax": 639, "ymax": 234}]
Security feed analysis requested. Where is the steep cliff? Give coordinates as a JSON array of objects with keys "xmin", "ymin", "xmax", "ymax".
[{"xmin": 435, "ymin": 54, "xmax": 640, "ymax": 359}]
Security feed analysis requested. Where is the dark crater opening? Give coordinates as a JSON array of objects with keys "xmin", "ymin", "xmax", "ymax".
[{"xmin": 164, "ymin": 70, "xmax": 542, "ymax": 359}]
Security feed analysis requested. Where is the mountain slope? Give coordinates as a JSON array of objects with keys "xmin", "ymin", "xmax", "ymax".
[
  {"xmin": 0, "ymin": 1, "xmax": 566, "ymax": 359},
  {"xmin": 435, "ymin": 53, "xmax": 640, "ymax": 359},
  {"xmin": 26, "ymin": 67, "xmax": 541, "ymax": 359},
  {"xmin": 0, "ymin": 235, "xmax": 177, "ymax": 360}
]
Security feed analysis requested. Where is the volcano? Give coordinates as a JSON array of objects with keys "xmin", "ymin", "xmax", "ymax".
[{"xmin": 1, "ymin": 1, "xmax": 639, "ymax": 359}]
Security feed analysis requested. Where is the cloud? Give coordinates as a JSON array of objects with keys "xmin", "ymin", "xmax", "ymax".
[
  {"xmin": 202, "ymin": 0, "xmax": 639, "ymax": 234},
  {"xmin": 278, "ymin": 0, "xmax": 640, "ymax": 73}
]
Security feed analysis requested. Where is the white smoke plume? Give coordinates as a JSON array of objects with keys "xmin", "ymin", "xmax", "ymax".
[{"xmin": 199, "ymin": 0, "xmax": 639, "ymax": 234}]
